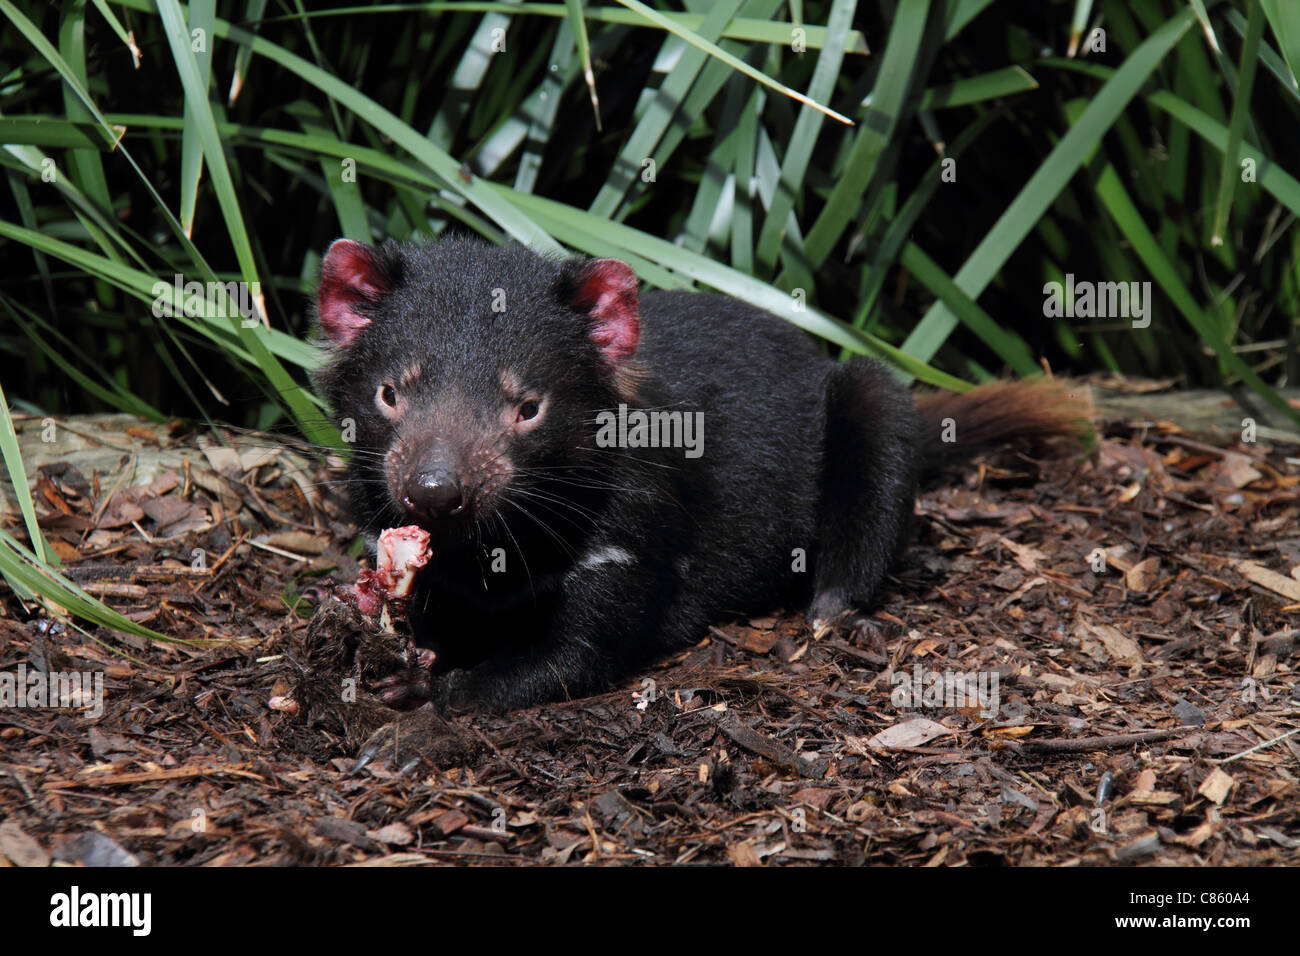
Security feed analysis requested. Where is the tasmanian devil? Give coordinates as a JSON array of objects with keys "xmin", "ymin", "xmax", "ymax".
[{"xmin": 313, "ymin": 235, "xmax": 1084, "ymax": 713}]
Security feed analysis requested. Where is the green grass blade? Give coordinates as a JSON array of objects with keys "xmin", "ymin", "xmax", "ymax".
[
  {"xmin": 1187, "ymin": 0, "xmax": 1222, "ymax": 54},
  {"xmin": 426, "ymin": 2, "xmax": 519, "ymax": 148},
  {"xmin": 3, "ymin": 167, "xmax": 54, "ymax": 315},
  {"xmin": 0, "ymin": 221, "xmax": 324, "ymax": 373},
  {"xmin": 942, "ymin": 0, "xmax": 999, "ymax": 40},
  {"xmin": 1, "ymin": 296, "xmax": 164, "ymax": 420},
  {"xmin": 179, "ymin": 0, "xmax": 215, "ymax": 238},
  {"xmin": 0, "ymin": 117, "xmax": 124, "ymax": 150},
  {"xmin": 681, "ymin": 74, "xmax": 746, "ymax": 255},
  {"xmin": 2, "ymin": 0, "xmax": 324, "ymax": 440},
  {"xmin": 286, "ymin": 101, "xmax": 370, "ymax": 239},
  {"xmin": 899, "ymin": 243, "xmax": 1040, "ymax": 376},
  {"xmin": 0, "ymin": 529, "xmax": 172, "ymax": 642},
  {"xmin": 1051, "ymin": 58, "xmax": 1300, "ymax": 218},
  {"xmin": 0, "ymin": 382, "xmax": 49, "ymax": 566},
  {"xmin": 216, "ymin": 11, "xmax": 558, "ymax": 250},
  {"xmin": 156, "ymin": 0, "xmax": 333, "ymax": 445},
  {"xmin": 856, "ymin": 111, "xmax": 996, "ymax": 326},
  {"xmin": 227, "ymin": 0, "xmax": 269, "ymax": 104},
  {"xmin": 89, "ymin": 0, "xmax": 143, "ymax": 61},
  {"xmin": 56, "ymin": 4, "xmax": 113, "ymax": 215},
  {"xmin": 1260, "ymin": 0, "xmax": 1300, "ymax": 88},
  {"xmin": 564, "ymin": 0, "xmax": 601, "ymax": 129},
  {"xmin": 1067, "ymin": 0, "xmax": 1094, "ymax": 57},
  {"xmin": 916, "ymin": 65, "xmax": 1038, "ymax": 110},
  {"xmin": 1226, "ymin": 6, "xmax": 1300, "ymax": 104},
  {"xmin": 1, "ymin": 138, "xmax": 161, "ymax": 273},
  {"xmin": 730, "ymin": 84, "xmax": 761, "ymax": 274},
  {"xmin": 156, "ymin": 0, "xmax": 261, "ymax": 304},
  {"xmin": 1210, "ymin": 0, "xmax": 1265, "ymax": 247},
  {"xmin": 512, "ymin": 21, "xmax": 575, "ymax": 192}
]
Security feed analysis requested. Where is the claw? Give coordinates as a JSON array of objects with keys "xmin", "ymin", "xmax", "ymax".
[
  {"xmin": 397, "ymin": 756, "xmax": 422, "ymax": 776},
  {"xmin": 844, "ymin": 614, "xmax": 888, "ymax": 655},
  {"xmin": 379, "ymin": 685, "xmax": 414, "ymax": 705},
  {"xmin": 351, "ymin": 740, "xmax": 379, "ymax": 774},
  {"xmin": 371, "ymin": 664, "xmax": 435, "ymax": 706},
  {"xmin": 809, "ymin": 608, "xmax": 852, "ymax": 641},
  {"xmin": 354, "ymin": 722, "xmax": 403, "ymax": 771}
]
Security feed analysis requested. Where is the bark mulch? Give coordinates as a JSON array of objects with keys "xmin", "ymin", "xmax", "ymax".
[{"xmin": 1, "ymin": 404, "xmax": 1297, "ymax": 867}]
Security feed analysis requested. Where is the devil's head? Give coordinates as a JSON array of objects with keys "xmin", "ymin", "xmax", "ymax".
[{"xmin": 312, "ymin": 236, "xmax": 642, "ymax": 541}]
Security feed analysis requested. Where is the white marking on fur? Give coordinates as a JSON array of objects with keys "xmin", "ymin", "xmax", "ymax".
[{"xmin": 579, "ymin": 545, "xmax": 635, "ymax": 569}]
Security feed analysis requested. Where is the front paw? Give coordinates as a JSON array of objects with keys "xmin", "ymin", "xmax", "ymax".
[
  {"xmin": 370, "ymin": 644, "xmax": 439, "ymax": 708},
  {"xmin": 808, "ymin": 589, "xmax": 854, "ymax": 640},
  {"xmin": 808, "ymin": 606, "xmax": 887, "ymax": 655}
]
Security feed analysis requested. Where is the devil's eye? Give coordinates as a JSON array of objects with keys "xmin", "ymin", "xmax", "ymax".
[
  {"xmin": 378, "ymin": 384, "xmax": 397, "ymax": 408},
  {"xmin": 517, "ymin": 399, "xmax": 541, "ymax": 422}
]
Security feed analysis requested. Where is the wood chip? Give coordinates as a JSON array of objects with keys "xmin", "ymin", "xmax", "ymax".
[
  {"xmin": 1197, "ymin": 768, "xmax": 1235, "ymax": 805},
  {"xmin": 1129, "ymin": 790, "xmax": 1181, "ymax": 807},
  {"xmin": 727, "ymin": 840, "xmax": 763, "ymax": 867},
  {"xmin": 1000, "ymin": 536, "xmax": 1048, "ymax": 571},
  {"xmin": 1079, "ymin": 619, "xmax": 1143, "ymax": 665},
  {"xmin": 428, "ymin": 810, "xmax": 469, "ymax": 837},
  {"xmin": 1125, "ymin": 556, "xmax": 1161, "ymax": 592},
  {"xmin": 369, "ymin": 822, "xmax": 415, "ymax": 845},
  {"xmin": 866, "ymin": 717, "xmax": 953, "ymax": 750},
  {"xmin": 262, "ymin": 530, "xmax": 331, "ymax": 555},
  {"xmin": 1234, "ymin": 560, "xmax": 1300, "ymax": 602},
  {"xmin": 733, "ymin": 626, "xmax": 779, "ymax": 655},
  {"xmin": 0, "ymin": 821, "xmax": 49, "ymax": 867},
  {"xmin": 1217, "ymin": 451, "xmax": 1263, "ymax": 489}
]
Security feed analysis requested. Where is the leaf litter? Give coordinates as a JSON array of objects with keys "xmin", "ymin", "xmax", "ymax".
[{"xmin": 0, "ymin": 409, "xmax": 1297, "ymax": 866}]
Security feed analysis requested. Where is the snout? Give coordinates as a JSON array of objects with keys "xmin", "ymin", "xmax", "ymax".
[
  {"xmin": 386, "ymin": 426, "xmax": 508, "ymax": 528},
  {"xmin": 402, "ymin": 466, "xmax": 466, "ymax": 522}
]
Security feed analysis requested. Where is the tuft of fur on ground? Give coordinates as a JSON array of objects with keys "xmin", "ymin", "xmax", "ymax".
[{"xmin": 287, "ymin": 597, "xmax": 476, "ymax": 766}]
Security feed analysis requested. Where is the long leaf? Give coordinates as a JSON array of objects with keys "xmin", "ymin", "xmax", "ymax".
[
  {"xmin": 1259, "ymin": 0, "xmax": 1300, "ymax": 86},
  {"xmin": 179, "ymin": 0, "xmax": 215, "ymax": 238},
  {"xmin": 0, "ymin": 383, "xmax": 49, "ymax": 566},
  {"xmin": 611, "ymin": 0, "xmax": 852, "ymax": 124},
  {"xmin": 1210, "ymin": 0, "xmax": 1265, "ymax": 247}
]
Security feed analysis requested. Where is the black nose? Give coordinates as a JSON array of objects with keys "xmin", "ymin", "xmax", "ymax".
[{"xmin": 404, "ymin": 470, "xmax": 465, "ymax": 519}]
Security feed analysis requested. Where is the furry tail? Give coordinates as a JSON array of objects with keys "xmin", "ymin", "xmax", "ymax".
[{"xmin": 915, "ymin": 379, "xmax": 1092, "ymax": 470}]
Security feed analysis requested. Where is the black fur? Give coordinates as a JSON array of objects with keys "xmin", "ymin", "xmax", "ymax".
[{"xmin": 315, "ymin": 236, "xmax": 924, "ymax": 712}]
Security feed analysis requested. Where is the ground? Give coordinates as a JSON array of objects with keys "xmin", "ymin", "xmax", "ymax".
[{"xmin": 0, "ymin": 395, "xmax": 1297, "ymax": 867}]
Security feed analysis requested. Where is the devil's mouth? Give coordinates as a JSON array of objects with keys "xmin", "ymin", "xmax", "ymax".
[{"xmin": 399, "ymin": 506, "xmax": 475, "ymax": 536}]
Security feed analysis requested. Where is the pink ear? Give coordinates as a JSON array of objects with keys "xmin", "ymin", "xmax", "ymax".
[
  {"xmin": 317, "ymin": 239, "xmax": 390, "ymax": 347},
  {"xmin": 570, "ymin": 259, "xmax": 640, "ymax": 369}
]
